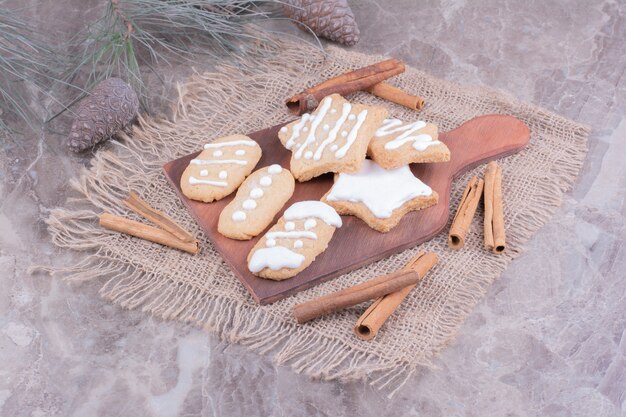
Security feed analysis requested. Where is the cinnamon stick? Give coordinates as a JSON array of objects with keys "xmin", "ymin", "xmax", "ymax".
[
  {"xmin": 448, "ymin": 176, "xmax": 485, "ymax": 250},
  {"xmin": 123, "ymin": 192, "xmax": 195, "ymax": 243},
  {"xmin": 366, "ymin": 83, "xmax": 425, "ymax": 111},
  {"xmin": 293, "ymin": 269, "xmax": 422, "ymax": 324},
  {"xmin": 286, "ymin": 59, "xmax": 405, "ymax": 115},
  {"xmin": 354, "ymin": 252, "xmax": 438, "ymax": 341},
  {"xmin": 99, "ymin": 213, "xmax": 199, "ymax": 254},
  {"xmin": 483, "ymin": 161, "xmax": 506, "ymax": 254}
]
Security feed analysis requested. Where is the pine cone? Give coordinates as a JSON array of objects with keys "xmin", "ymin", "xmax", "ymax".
[
  {"xmin": 284, "ymin": 0, "xmax": 360, "ymax": 46},
  {"xmin": 68, "ymin": 77, "xmax": 139, "ymax": 153}
]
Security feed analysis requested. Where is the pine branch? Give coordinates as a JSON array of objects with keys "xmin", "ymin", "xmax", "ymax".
[
  {"xmin": 0, "ymin": 4, "xmax": 67, "ymax": 131},
  {"xmin": 63, "ymin": 0, "xmax": 302, "ymax": 113}
]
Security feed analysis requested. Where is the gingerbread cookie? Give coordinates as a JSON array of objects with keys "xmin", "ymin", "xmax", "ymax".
[
  {"xmin": 322, "ymin": 159, "xmax": 438, "ymax": 232},
  {"xmin": 180, "ymin": 135, "xmax": 262, "ymax": 203},
  {"xmin": 218, "ymin": 164, "xmax": 295, "ymax": 240},
  {"xmin": 277, "ymin": 94, "xmax": 388, "ymax": 182},
  {"xmin": 247, "ymin": 201, "xmax": 342, "ymax": 280},
  {"xmin": 367, "ymin": 118, "xmax": 450, "ymax": 169}
]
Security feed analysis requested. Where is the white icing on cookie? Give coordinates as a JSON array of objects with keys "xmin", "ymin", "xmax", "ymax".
[
  {"xmin": 326, "ymin": 159, "xmax": 433, "ymax": 219},
  {"xmin": 248, "ymin": 246, "xmax": 305, "ymax": 273},
  {"xmin": 190, "ymin": 159, "xmax": 247, "ymax": 166},
  {"xmin": 218, "ymin": 170, "xmax": 228, "ymax": 179},
  {"xmin": 248, "ymin": 201, "xmax": 341, "ymax": 275},
  {"xmin": 199, "ymin": 169, "xmax": 208, "ymax": 177},
  {"xmin": 284, "ymin": 96, "xmax": 372, "ymax": 162},
  {"xmin": 304, "ymin": 218, "xmax": 317, "ymax": 230},
  {"xmin": 286, "ymin": 113, "xmax": 312, "ymax": 150},
  {"xmin": 189, "ymin": 177, "xmax": 227, "ymax": 187},
  {"xmin": 280, "ymin": 126, "xmax": 288, "ymax": 133},
  {"xmin": 268, "ymin": 164, "xmax": 283, "ymax": 174},
  {"xmin": 335, "ymin": 110, "xmax": 368, "ymax": 158},
  {"xmin": 294, "ymin": 96, "xmax": 333, "ymax": 160},
  {"xmin": 242, "ymin": 199, "xmax": 257, "ymax": 210},
  {"xmin": 330, "ymin": 144, "xmax": 338, "ymax": 151},
  {"xmin": 330, "ymin": 108, "xmax": 337, "ymax": 114},
  {"xmin": 204, "ymin": 140, "xmax": 257, "ymax": 149},
  {"xmin": 235, "ymin": 149, "xmax": 246, "ymax": 156},
  {"xmin": 314, "ymin": 102, "xmax": 351, "ymax": 160},
  {"xmin": 376, "ymin": 119, "xmax": 441, "ymax": 151},
  {"xmin": 213, "ymin": 150, "xmax": 223, "ymax": 157},
  {"xmin": 233, "ymin": 165, "xmax": 286, "ymax": 222},
  {"xmin": 259, "ymin": 176, "xmax": 272, "ymax": 186},
  {"xmin": 266, "ymin": 231, "xmax": 317, "ymax": 240},
  {"xmin": 283, "ymin": 201, "xmax": 342, "ymax": 227},
  {"xmin": 250, "ymin": 188, "xmax": 264, "ymax": 199},
  {"xmin": 232, "ymin": 210, "xmax": 246, "ymax": 221}
]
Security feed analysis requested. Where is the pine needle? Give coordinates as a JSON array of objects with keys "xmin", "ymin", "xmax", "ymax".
[
  {"xmin": 63, "ymin": 0, "xmax": 306, "ymax": 113},
  {"xmin": 0, "ymin": 4, "xmax": 67, "ymax": 131}
]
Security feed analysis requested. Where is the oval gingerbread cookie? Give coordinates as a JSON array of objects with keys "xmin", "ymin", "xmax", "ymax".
[
  {"xmin": 218, "ymin": 164, "xmax": 295, "ymax": 240},
  {"xmin": 247, "ymin": 201, "xmax": 342, "ymax": 280},
  {"xmin": 180, "ymin": 134, "xmax": 262, "ymax": 203}
]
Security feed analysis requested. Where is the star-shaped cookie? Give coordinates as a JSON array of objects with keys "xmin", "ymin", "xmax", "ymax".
[{"xmin": 322, "ymin": 159, "xmax": 438, "ymax": 232}]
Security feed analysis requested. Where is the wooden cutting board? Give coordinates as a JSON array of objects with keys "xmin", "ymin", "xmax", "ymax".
[{"xmin": 163, "ymin": 114, "xmax": 529, "ymax": 304}]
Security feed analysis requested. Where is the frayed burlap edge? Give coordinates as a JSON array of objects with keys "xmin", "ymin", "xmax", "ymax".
[{"xmin": 36, "ymin": 42, "xmax": 590, "ymax": 397}]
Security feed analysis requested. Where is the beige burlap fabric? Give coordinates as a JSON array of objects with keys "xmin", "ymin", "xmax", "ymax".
[{"xmin": 45, "ymin": 42, "xmax": 589, "ymax": 395}]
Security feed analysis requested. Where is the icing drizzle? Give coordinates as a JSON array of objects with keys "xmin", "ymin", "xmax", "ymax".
[
  {"xmin": 204, "ymin": 140, "xmax": 257, "ymax": 149},
  {"xmin": 375, "ymin": 119, "xmax": 441, "ymax": 151},
  {"xmin": 248, "ymin": 246, "xmax": 306, "ymax": 273},
  {"xmin": 190, "ymin": 159, "xmax": 248, "ymax": 166},
  {"xmin": 190, "ymin": 138, "xmax": 258, "ymax": 189},
  {"xmin": 326, "ymin": 159, "xmax": 433, "ymax": 219},
  {"xmin": 266, "ymin": 231, "xmax": 317, "ymax": 240},
  {"xmin": 268, "ymin": 164, "xmax": 282, "ymax": 174},
  {"xmin": 247, "ymin": 200, "xmax": 341, "ymax": 274},
  {"xmin": 283, "ymin": 201, "xmax": 342, "ymax": 227},
  {"xmin": 285, "ymin": 113, "xmax": 312, "ymax": 149},
  {"xmin": 294, "ymin": 97, "xmax": 333, "ymax": 160},
  {"xmin": 188, "ymin": 177, "xmax": 227, "ymax": 187},
  {"xmin": 232, "ymin": 211, "xmax": 246, "ymax": 221},
  {"xmin": 335, "ymin": 110, "xmax": 368, "ymax": 158},
  {"xmin": 231, "ymin": 164, "xmax": 286, "ymax": 222},
  {"xmin": 284, "ymin": 95, "xmax": 369, "ymax": 161},
  {"xmin": 314, "ymin": 102, "xmax": 351, "ymax": 160}
]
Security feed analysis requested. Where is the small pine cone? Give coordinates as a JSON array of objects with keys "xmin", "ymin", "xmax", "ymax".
[
  {"xmin": 284, "ymin": 0, "xmax": 360, "ymax": 46},
  {"xmin": 68, "ymin": 77, "xmax": 139, "ymax": 153}
]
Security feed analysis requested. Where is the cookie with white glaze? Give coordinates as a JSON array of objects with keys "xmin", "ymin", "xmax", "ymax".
[
  {"xmin": 247, "ymin": 201, "xmax": 342, "ymax": 280},
  {"xmin": 322, "ymin": 159, "xmax": 438, "ymax": 233},
  {"xmin": 180, "ymin": 134, "xmax": 262, "ymax": 203},
  {"xmin": 278, "ymin": 94, "xmax": 388, "ymax": 182},
  {"xmin": 367, "ymin": 118, "xmax": 450, "ymax": 169},
  {"xmin": 218, "ymin": 164, "xmax": 295, "ymax": 240}
]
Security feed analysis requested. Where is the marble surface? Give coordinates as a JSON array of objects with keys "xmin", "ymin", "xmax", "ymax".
[{"xmin": 1, "ymin": 0, "xmax": 625, "ymax": 416}]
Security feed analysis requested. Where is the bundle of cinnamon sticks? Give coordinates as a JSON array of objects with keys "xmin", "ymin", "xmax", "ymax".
[
  {"xmin": 448, "ymin": 161, "xmax": 506, "ymax": 253},
  {"xmin": 286, "ymin": 58, "xmax": 425, "ymax": 115},
  {"xmin": 293, "ymin": 252, "xmax": 438, "ymax": 341},
  {"xmin": 99, "ymin": 192, "xmax": 199, "ymax": 254}
]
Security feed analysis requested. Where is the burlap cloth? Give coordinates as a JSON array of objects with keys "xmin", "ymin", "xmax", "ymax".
[{"xmin": 45, "ymin": 42, "xmax": 589, "ymax": 395}]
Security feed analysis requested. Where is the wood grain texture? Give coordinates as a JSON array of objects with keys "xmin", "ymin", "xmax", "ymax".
[{"xmin": 163, "ymin": 114, "xmax": 530, "ymax": 304}]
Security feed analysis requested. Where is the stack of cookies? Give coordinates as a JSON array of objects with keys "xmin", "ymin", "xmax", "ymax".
[{"xmin": 180, "ymin": 93, "xmax": 450, "ymax": 280}]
